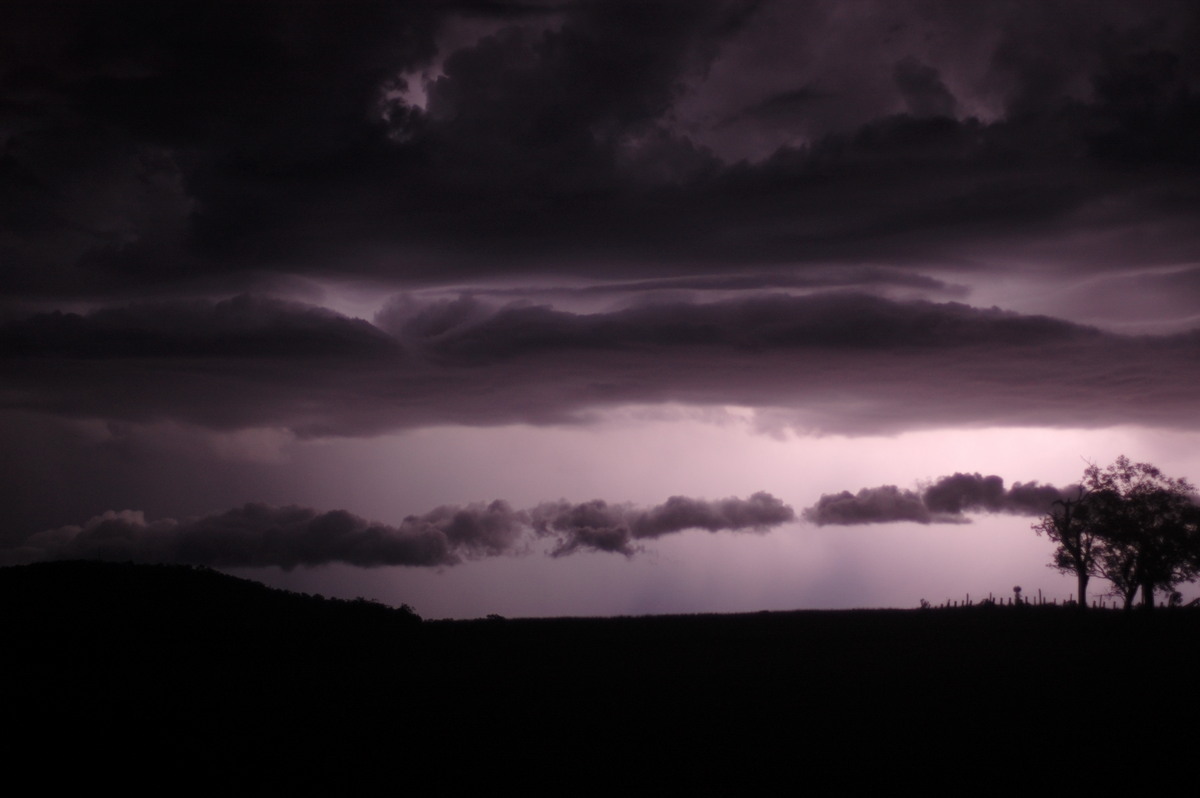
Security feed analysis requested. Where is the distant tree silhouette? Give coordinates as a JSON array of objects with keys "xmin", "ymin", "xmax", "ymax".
[{"xmin": 1036, "ymin": 457, "xmax": 1200, "ymax": 610}]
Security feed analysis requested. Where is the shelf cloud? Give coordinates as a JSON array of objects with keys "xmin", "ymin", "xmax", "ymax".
[{"xmin": 5, "ymin": 292, "xmax": 1198, "ymax": 437}]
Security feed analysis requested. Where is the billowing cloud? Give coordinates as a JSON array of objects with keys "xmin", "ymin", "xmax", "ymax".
[
  {"xmin": 1, "ymin": 1, "xmax": 1197, "ymax": 298},
  {"xmin": 803, "ymin": 486, "xmax": 939, "ymax": 526},
  {"xmin": 804, "ymin": 473, "xmax": 1070, "ymax": 525},
  {"xmin": 922, "ymin": 473, "xmax": 1067, "ymax": 517},
  {"xmin": 531, "ymin": 492, "xmax": 795, "ymax": 556},
  {"xmin": 8, "ymin": 503, "xmax": 503, "ymax": 569},
  {"xmin": 4, "ymin": 492, "xmax": 795, "ymax": 567}
]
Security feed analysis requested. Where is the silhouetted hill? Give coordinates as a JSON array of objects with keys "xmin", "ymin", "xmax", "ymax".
[
  {"xmin": 2, "ymin": 559, "xmax": 420, "ymax": 638},
  {"xmin": 6, "ymin": 562, "xmax": 1199, "ymax": 792}
]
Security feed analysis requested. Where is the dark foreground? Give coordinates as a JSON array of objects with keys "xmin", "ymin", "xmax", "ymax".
[{"xmin": 5, "ymin": 562, "xmax": 1197, "ymax": 792}]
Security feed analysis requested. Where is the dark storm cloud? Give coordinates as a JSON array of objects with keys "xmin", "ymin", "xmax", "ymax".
[
  {"xmin": 4, "ymin": 291, "xmax": 1200, "ymax": 436},
  {"xmin": 1027, "ymin": 265, "xmax": 1200, "ymax": 333},
  {"xmin": 6, "ymin": 502, "xmax": 518, "ymax": 568},
  {"xmin": 385, "ymin": 291, "xmax": 1091, "ymax": 361},
  {"xmin": 717, "ymin": 84, "xmax": 831, "ymax": 128},
  {"xmin": 803, "ymin": 486, "xmax": 937, "ymax": 526},
  {"xmin": 398, "ymin": 17, "xmax": 1200, "ymax": 275},
  {"xmin": 804, "ymin": 473, "xmax": 1070, "ymax": 526},
  {"xmin": 0, "ymin": 294, "xmax": 402, "ymax": 359},
  {"xmin": 4, "ymin": 492, "xmax": 793, "ymax": 567},
  {"xmin": 922, "ymin": 473, "xmax": 1067, "ymax": 517},
  {"xmin": 634, "ymin": 492, "xmax": 795, "ymax": 537},
  {"xmin": 0, "ymin": 0, "xmax": 449, "ymax": 294},
  {"xmin": 892, "ymin": 57, "xmax": 957, "ymax": 118},
  {"xmin": 460, "ymin": 267, "xmax": 966, "ymax": 299},
  {"xmin": 531, "ymin": 492, "xmax": 795, "ymax": 556},
  {"xmin": 2, "ymin": 0, "xmax": 1197, "ymax": 297},
  {"xmin": 3, "ymin": 0, "xmax": 1200, "ymax": 436}
]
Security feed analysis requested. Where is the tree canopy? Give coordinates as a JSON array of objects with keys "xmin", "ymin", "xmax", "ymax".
[{"xmin": 1035, "ymin": 456, "xmax": 1200, "ymax": 609}]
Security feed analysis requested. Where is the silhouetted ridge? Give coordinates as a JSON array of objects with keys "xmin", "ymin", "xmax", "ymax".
[{"xmin": 1, "ymin": 560, "xmax": 420, "ymax": 640}]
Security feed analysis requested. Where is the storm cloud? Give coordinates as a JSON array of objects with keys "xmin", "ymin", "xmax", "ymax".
[
  {"xmin": 803, "ymin": 486, "xmax": 940, "ymax": 526},
  {"xmin": 531, "ymin": 492, "xmax": 796, "ymax": 556},
  {"xmin": 7, "ymin": 503, "xmax": 510, "ymax": 569},
  {"xmin": 5, "ymin": 492, "xmax": 795, "ymax": 567},
  {"xmin": 0, "ymin": 294, "xmax": 402, "ymax": 360},
  {"xmin": 4, "ymin": 291, "xmax": 1199, "ymax": 437},
  {"xmin": 3, "ymin": 1, "xmax": 1199, "ymax": 442},
  {"xmin": 2, "ymin": 1, "xmax": 1197, "ymax": 297},
  {"xmin": 804, "ymin": 473, "xmax": 1070, "ymax": 526},
  {"xmin": 3, "ymin": 1, "xmax": 1199, "ymax": 617}
]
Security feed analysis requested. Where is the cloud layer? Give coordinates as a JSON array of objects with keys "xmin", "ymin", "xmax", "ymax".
[
  {"xmin": 3, "ymin": 1, "xmax": 1199, "ymax": 442},
  {"xmin": 1, "ymin": 1, "xmax": 1197, "ymax": 297},
  {"xmin": 804, "ymin": 473, "xmax": 1069, "ymax": 526},
  {"xmin": 5, "ymin": 493, "xmax": 795, "ymax": 568},
  {"xmin": 5, "ymin": 292, "xmax": 1199, "ymax": 437}
]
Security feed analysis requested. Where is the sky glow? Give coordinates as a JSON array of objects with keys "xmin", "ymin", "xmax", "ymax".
[{"xmin": 2, "ymin": 0, "xmax": 1198, "ymax": 617}]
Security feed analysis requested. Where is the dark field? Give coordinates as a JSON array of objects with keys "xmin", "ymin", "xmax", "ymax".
[{"xmin": 5, "ymin": 562, "xmax": 1196, "ymax": 792}]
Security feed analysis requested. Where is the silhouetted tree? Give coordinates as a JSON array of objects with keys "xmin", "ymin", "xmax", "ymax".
[
  {"xmin": 1081, "ymin": 457, "xmax": 1199, "ymax": 610},
  {"xmin": 1033, "ymin": 486, "xmax": 1098, "ymax": 607}
]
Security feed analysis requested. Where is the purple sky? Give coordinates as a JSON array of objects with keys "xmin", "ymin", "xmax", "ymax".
[{"xmin": 3, "ymin": 0, "xmax": 1199, "ymax": 617}]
